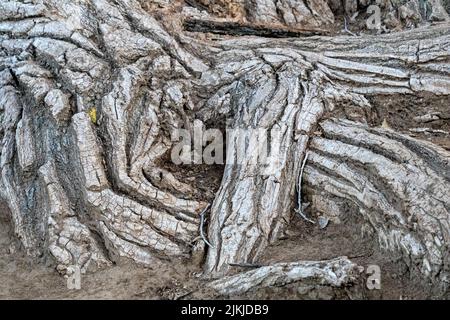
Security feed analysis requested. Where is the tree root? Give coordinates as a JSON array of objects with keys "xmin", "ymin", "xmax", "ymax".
[{"xmin": 208, "ymin": 257, "xmax": 362, "ymax": 296}]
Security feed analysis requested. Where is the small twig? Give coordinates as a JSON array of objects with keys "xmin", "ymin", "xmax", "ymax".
[
  {"xmin": 200, "ymin": 204, "xmax": 215, "ymax": 249},
  {"xmin": 413, "ymin": 112, "xmax": 443, "ymax": 123},
  {"xmin": 229, "ymin": 262, "xmax": 265, "ymax": 268},
  {"xmin": 295, "ymin": 152, "xmax": 315, "ymax": 224},
  {"xmin": 343, "ymin": 17, "xmax": 357, "ymax": 37},
  {"xmin": 189, "ymin": 236, "xmax": 202, "ymax": 246}
]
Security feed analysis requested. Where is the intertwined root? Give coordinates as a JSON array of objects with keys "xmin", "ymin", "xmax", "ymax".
[
  {"xmin": 1, "ymin": 0, "xmax": 450, "ymax": 294},
  {"xmin": 305, "ymin": 119, "xmax": 450, "ymax": 285}
]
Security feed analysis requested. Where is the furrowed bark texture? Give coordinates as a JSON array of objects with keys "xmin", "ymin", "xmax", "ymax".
[
  {"xmin": 201, "ymin": 25, "xmax": 450, "ymax": 279},
  {"xmin": 208, "ymin": 256, "xmax": 361, "ymax": 296},
  {"xmin": 1, "ymin": 0, "xmax": 449, "ymax": 290},
  {"xmin": 182, "ymin": 0, "xmax": 449, "ymax": 30}
]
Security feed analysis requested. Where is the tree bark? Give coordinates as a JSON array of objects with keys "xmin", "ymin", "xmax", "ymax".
[
  {"xmin": 208, "ymin": 256, "xmax": 361, "ymax": 296},
  {"xmin": 1, "ymin": 0, "xmax": 449, "ymax": 292}
]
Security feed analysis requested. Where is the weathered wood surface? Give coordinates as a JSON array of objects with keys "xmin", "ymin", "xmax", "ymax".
[{"xmin": 1, "ymin": 0, "xmax": 449, "ymax": 292}]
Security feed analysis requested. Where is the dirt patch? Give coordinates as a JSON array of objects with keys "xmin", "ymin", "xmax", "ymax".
[{"xmin": 0, "ymin": 200, "xmax": 440, "ymax": 299}]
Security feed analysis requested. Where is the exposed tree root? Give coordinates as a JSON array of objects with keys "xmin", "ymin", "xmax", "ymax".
[
  {"xmin": 0, "ymin": 0, "xmax": 449, "ymax": 296},
  {"xmin": 208, "ymin": 257, "xmax": 362, "ymax": 296}
]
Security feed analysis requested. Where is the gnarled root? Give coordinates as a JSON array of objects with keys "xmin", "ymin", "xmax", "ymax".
[
  {"xmin": 208, "ymin": 257, "xmax": 362, "ymax": 296},
  {"xmin": 305, "ymin": 118, "xmax": 450, "ymax": 287}
]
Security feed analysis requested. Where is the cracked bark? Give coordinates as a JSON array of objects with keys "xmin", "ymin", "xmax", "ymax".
[{"xmin": 1, "ymin": 0, "xmax": 449, "ymax": 294}]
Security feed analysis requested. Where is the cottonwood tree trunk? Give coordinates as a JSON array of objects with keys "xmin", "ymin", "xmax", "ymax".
[{"xmin": 1, "ymin": 0, "xmax": 449, "ymax": 292}]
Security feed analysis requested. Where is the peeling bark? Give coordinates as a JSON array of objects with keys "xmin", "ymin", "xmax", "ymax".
[{"xmin": 0, "ymin": 0, "xmax": 449, "ymax": 294}]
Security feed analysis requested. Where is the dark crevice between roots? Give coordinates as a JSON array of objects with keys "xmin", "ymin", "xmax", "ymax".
[{"xmin": 184, "ymin": 19, "xmax": 331, "ymax": 38}]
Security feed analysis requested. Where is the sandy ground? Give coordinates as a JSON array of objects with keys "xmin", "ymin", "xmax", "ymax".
[{"xmin": 0, "ymin": 199, "xmax": 441, "ymax": 300}]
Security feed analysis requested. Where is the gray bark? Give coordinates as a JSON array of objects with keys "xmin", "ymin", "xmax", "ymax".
[{"xmin": 1, "ymin": 0, "xmax": 450, "ymax": 293}]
